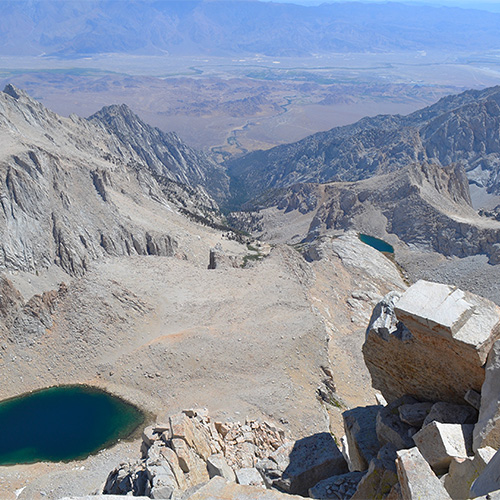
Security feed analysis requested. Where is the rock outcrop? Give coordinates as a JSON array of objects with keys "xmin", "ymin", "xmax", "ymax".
[
  {"xmin": 208, "ymin": 243, "xmax": 241, "ymax": 269},
  {"xmin": 68, "ymin": 278, "xmax": 500, "ymax": 500},
  {"xmin": 363, "ymin": 280, "xmax": 500, "ymax": 404},
  {"xmin": 104, "ymin": 409, "xmax": 289, "ymax": 497},
  {"xmin": 0, "ymin": 276, "xmax": 66, "ymax": 345},
  {"xmin": 104, "ymin": 409, "xmax": 349, "ymax": 499},
  {"xmin": 344, "ymin": 279, "xmax": 500, "ymax": 499}
]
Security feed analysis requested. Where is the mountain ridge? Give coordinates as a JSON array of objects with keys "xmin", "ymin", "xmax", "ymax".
[
  {"xmin": 0, "ymin": 84, "xmax": 228, "ymax": 277},
  {"xmin": 89, "ymin": 103, "xmax": 229, "ymax": 202},
  {"xmin": 226, "ymin": 85, "xmax": 500, "ymax": 206},
  {"xmin": 2, "ymin": 1, "xmax": 500, "ymax": 57}
]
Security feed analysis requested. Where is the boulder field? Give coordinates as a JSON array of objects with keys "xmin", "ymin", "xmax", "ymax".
[{"xmin": 60, "ymin": 279, "xmax": 500, "ymax": 499}]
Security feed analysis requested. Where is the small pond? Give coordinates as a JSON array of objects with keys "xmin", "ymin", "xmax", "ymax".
[
  {"xmin": 358, "ymin": 233, "xmax": 394, "ymax": 254},
  {"xmin": 0, "ymin": 385, "xmax": 144, "ymax": 466}
]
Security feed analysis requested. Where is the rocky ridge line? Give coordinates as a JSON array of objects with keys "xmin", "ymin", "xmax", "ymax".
[
  {"xmin": 226, "ymin": 85, "xmax": 500, "ymax": 205},
  {"xmin": 0, "ymin": 85, "xmax": 232, "ymax": 277},
  {"xmin": 237, "ymin": 161, "xmax": 500, "ymax": 264}
]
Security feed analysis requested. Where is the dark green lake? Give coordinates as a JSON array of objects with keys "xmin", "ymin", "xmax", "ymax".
[
  {"xmin": 358, "ymin": 233, "xmax": 394, "ymax": 254},
  {"xmin": 0, "ymin": 385, "xmax": 144, "ymax": 465}
]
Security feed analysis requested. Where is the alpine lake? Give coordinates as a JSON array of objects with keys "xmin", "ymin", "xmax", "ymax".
[
  {"xmin": 0, "ymin": 385, "xmax": 144, "ymax": 466},
  {"xmin": 358, "ymin": 233, "xmax": 395, "ymax": 254}
]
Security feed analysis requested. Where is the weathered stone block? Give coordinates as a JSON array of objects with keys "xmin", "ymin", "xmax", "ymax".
[
  {"xmin": 474, "ymin": 340, "xmax": 500, "ymax": 451},
  {"xmin": 170, "ymin": 438, "xmax": 209, "ymax": 485},
  {"xmin": 465, "ymin": 389, "xmax": 481, "ymax": 410},
  {"xmin": 256, "ymin": 433, "xmax": 348, "ymax": 496},
  {"xmin": 443, "ymin": 448, "xmax": 496, "ymax": 500},
  {"xmin": 309, "ymin": 471, "xmax": 364, "ymax": 499},
  {"xmin": 422, "ymin": 402, "xmax": 477, "ymax": 427},
  {"xmin": 396, "ymin": 447, "xmax": 452, "ymax": 500},
  {"xmin": 235, "ymin": 467, "xmax": 265, "ymax": 487},
  {"xmin": 398, "ymin": 402, "xmax": 433, "ymax": 428},
  {"xmin": 470, "ymin": 448, "xmax": 500, "ymax": 498},
  {"xmin": 342, "ymin": 405, "xmax": 382, "ymax": 471},
  {"xmin": 377, "ymin": 396, "xmax": 417, "ymax": 450},
  {"xmin": 351, "ymin": 444, "xmax": 398, "ymax": 500},
  {"xmin": 103, "ymin": 461, "xmax": 147, "ymax": 496},
  {"xmin": 146, "ymin": 460, "xmax": 178, "ymax": 499},
  {"xmin": 162, "ymin": 446, "xmax": 188, "ymax": 491},
  {"xmin": 207, "ymin": 453, "xmax": 236, "ymax": 482},
  {"xmin": 413, "ymin": 422, "xmax": 473, "ymax": 474},
  {"xmin": 363, "ymin": 282, "xmax": 500, "ymax": 404},
  {"xmin": 185, "ymin": 476, "xmax": 305, "ymax": 499},
  {"xmin": 169, "ymin": 413, "xmax": 212, "ymax": 461},
  {"xmin": 142, "ymin": 425, "xmax": 157, "ymax": 448}
]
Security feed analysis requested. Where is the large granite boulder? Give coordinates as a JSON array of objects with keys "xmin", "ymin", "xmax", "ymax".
[
  {"xmin": 474, "ymin": 340, "xmax": 500, "ymax": 451},
  {"xmin": 309, "ymin": 470, "xmax": 365, "ymax": 499},
  {"xmin": 342, "ymin": 405, "xmax": 382, "ymax": 471},
  {"xmin": 351, "ymin": 444, "xmax": 399, "ymax": 500},
  {"xmin": 443, "ymin": 447, "xmax": 496, "ymax": 499},
  {"xmin": 412, "ymin": 422, "xmax": 474, "ymax": 474},
  {"xmin": 470, "ymin": 448, "xmax": 500, "ymax": 498},
  {"xmin": 256, "ymin": 433, "xmax": 348, "ymax": 496},
  {"xmin": 396, "ymin": 447, "xmax": 452, "ymax": 500},
  {"xmin": 376, "ymin": 396, "xmax": 418, "ymax": 450},
  {"xmin": 185, "ymin": 476, "xmax": 305, "ymax": 499},
  {"xmin": 422, "ymin": 402, "xmax": 477, "ymax": 427},
  {"xmin": 398, "ymin": 402, "xmax": 433, "ymax": 428},
  {"xmin": 363, "ymin": 280, "xmax": 500, "ymax": 404}
]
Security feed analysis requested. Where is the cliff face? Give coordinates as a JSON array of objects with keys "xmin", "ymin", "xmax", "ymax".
[
  {"xmin": 226, "ymin": 86, "xmax": 500, "ymax": 205},
  {"xmin": 0, "ymin": 85, "xmax": 230, "ymax": 277},
  {"xmin": 89, "ymin": 104, "xmax": 229, "ymax": 202},
  {"xmin": 245, "ymin": 162, "xmax": 500, "ymax": 263}
]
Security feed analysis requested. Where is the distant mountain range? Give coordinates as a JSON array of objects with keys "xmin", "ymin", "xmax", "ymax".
[
  {"xmin": 226, "ymin": 86, "xmax": 500, "ymax": 205},
  {"xmin": 2, "ymin": 1, "xmax": 500, "ymax": 57}
]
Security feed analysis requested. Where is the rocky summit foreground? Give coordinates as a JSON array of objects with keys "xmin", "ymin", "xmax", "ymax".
[{"xmin": 53, "ymin": 280, "xmax": 500, "ymax": 500}]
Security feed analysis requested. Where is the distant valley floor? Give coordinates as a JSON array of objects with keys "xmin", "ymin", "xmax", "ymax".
[{"xmin": 2, "ymin": 51, "xmax": 497, "ymax": 155}]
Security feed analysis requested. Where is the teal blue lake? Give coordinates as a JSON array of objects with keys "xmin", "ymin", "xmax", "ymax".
[
  {"xmin": 358, "ymin": 233, "xmax": 394, "ymax": 254},
  {"xmin": 0, "ymin": 385, "xmax": 144, "ymax": 465}
]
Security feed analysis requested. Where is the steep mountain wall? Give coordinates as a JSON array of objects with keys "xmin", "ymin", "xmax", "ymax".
[
  {"xmin": 227, "ymin": 86, "xmax": 500, "ymax": 205},
  {"xmin": 0, "ymin": 85, "xmax": 226, "ymax": 276}
]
